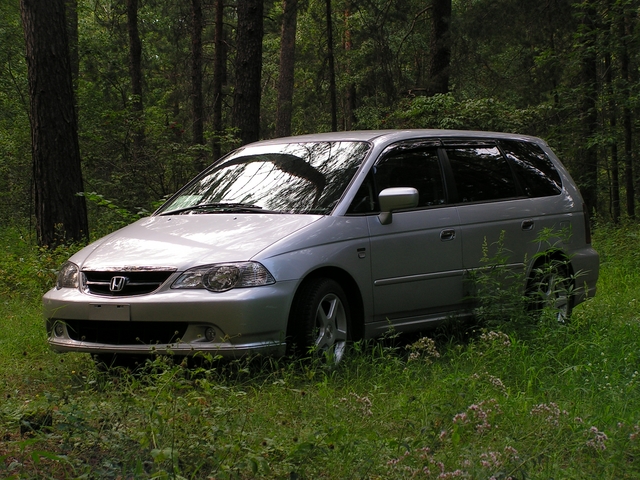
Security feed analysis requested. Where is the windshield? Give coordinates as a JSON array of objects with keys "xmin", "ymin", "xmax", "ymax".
[{"xmin": 157, "ymin": 141, "xmax": 371, "ymax": 215}]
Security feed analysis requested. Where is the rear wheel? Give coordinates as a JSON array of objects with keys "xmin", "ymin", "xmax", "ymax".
[
  {"xmin": 528, "ymin": 259, "xmax": 573, "ymax": 323},
  {"xmin": 289, "ymin": 278, "xmax": 350, "ymax": 364}
]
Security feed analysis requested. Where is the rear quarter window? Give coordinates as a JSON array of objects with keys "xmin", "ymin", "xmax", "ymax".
[
  {"xmin": 500, "ymin": 140, "xmax": 562, "ymax": 197},
  {"xmin": 446, "ymin": 146, "xmax": 518, "ymax": 203}
]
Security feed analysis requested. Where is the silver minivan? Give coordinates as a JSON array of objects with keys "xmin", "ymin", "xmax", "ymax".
[{"xmin": 44, "ymin": 130, "xmax": 599, "ymax": 363}]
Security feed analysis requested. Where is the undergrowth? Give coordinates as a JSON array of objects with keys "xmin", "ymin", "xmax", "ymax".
[{"xmin": 1, "ymin": 223, "xmax": 639, "ymax": 479}]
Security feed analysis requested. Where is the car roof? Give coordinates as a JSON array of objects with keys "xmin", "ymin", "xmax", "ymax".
[{"xmin": 247, "ymin": 129, "xmax": 547, "ymax": 147}]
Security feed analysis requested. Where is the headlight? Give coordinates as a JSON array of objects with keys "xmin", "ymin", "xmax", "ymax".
[
  {"xmin": 56, "ymin": 262, "xmax": 79, "ymax": 289},
  {"xmin": 172, "ymin": 262, "xmax": 276, "ymax": 292}
]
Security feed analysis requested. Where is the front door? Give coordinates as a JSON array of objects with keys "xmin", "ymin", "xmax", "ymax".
[{"xmin": 363, "ymin": 146, "xmax": 465, "ymax": 328}]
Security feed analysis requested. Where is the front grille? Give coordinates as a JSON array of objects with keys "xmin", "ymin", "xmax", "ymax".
[
  {"xmin": 64, "ymin": 319, "xmax": 187, "ymax": 345},
  {"xmin": 83, "ymin": 270, "xmax": 175, "ymax": 296}
]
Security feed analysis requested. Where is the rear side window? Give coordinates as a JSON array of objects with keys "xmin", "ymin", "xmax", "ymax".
[
  {"xmin": 446, "ymin": 146, "xmax": 518, "ymax": 203},
  {"xmin": 500, "ymin": 140, "xmax": 562, "ymax": 197}
]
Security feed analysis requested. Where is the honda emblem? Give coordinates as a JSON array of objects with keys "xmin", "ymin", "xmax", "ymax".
[{"xmin": 109, "ymin": 276, "xmax": 128, "ymax": 292}]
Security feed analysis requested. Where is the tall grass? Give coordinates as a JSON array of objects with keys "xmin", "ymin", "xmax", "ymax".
[{"xmin": 2, "ymin": 224, "xmax": 640, "ymax": 479}]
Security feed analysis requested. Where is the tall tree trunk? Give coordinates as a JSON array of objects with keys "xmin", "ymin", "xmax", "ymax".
[
  {"xmin": 576, "ymin": 2, "xmax": 598, "ymax": 215},
  {"xmin": 20, "ymin": 0, "xmax": 88, "ymax": 246},
  {"xmin": 426, "ymin": 0, "xmax": 451, "ymax": 96},
  {"xmin": 343, "ymin": 6, "xmax": 356, "ymax": 130},
  {"xmin": 619, "ymin": 10, "xmax": 635, "ymax": 219},
  {"xmin": 191, "ymin": 0, "xmax": 205, "ymax": 170},
  {"xmin": 605, "ymin": 52, "xmax": 620, "ymax": 223},
  {"xmin": 275, "ymin": 0, "xmax": 298, "ymax": 138},
  {"xmin": 232, "ymin": 0, "xmax": 263, "ymax": 146},
  {"xmin": 326, "ymin": 0, "xmax": 338, "ymax": 131},
  {"xmin": 212, "ymin": 0, "xmax": 224, "ymax": 160},
  {"xmin": 65, "ymin": 0, "xmax": 78, "ymax": 91},
  {"xmin": 127, "ymin": 0, "xmax": 145, "ymax": 161}
]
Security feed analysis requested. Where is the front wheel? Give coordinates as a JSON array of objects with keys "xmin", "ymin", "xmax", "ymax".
[
  {"xmin": 527, "ymin": 259, "xmax": 573, "ymax": 323},
  {"xmin": 289, "ymin": 278, "xmax": 350, "ymax": 364}
]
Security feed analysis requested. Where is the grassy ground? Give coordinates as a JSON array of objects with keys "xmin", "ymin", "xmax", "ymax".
[{"xmin": 1, "ymin": 224, "xmax": 640, "ymax": 479}]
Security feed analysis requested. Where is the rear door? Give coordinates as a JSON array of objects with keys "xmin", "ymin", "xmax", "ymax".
[
  {"xmin": 443, "ymin": 142, "xmax": 540, "ymax": 284},
  {"xmin": 499, "ymin": 139, "xmax": 569, "ymax": 244}
]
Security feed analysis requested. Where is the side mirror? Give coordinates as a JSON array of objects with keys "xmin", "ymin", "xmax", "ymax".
[{"xmin": 378, "ymin": 187, "xmax": 419, "ymax": 225}]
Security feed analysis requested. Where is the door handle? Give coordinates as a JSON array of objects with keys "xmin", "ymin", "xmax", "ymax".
[
  {"xmin": 440, "ymin": 229, "xmax": 456, "ymax": 241},
  {"xmin": 521, "ymin": 219, "xmax": 534, "ymax": 231}
]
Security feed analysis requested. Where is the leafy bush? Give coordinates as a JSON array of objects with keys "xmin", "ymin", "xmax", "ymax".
[
  {"xmin": 389, "ymin": 92, "xmax": 553, "ymax": 135},
  {"xmin": 0, "ymin": 228, "xmax": 82, "ymax": 299}
]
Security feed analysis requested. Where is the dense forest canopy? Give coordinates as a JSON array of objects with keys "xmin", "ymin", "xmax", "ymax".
[{"xmin": 2, "ymin": 0, "xmax": 640, "ymax": 243}]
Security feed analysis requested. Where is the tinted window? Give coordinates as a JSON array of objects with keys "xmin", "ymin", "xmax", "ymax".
[
  {"xmin": 347, "ymin": 148, "xmax": 446, "ymax": 213},
  {"xmin": 446, "ymin": 146, "xmax": 518, "ymax": 202},
  {"xmin": 500, "ymin": 140, "xmax": 562, "ymax": 197},
  {"xmin": 375, "ymin": 149, "xmax": 446, "ymax": 208}
]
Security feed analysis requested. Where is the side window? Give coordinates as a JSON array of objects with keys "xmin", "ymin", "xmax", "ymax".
[
  {"xmin": 446, "ymin": 146, "xmax": 518, "ymax": 203},
  {"xmin": 347, "ymin": 149, "xmax": 446, "ymax": 213},
  {"xmin": 375, "ymin": 149, "xmax": 446, "ymax": 208},
  {"xmin": 500, "ymin": 140, "xmax": 562, "ymax": 197}
]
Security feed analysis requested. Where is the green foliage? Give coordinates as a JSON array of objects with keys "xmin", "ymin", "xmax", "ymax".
[
  {"xmin": 389, "ymin": 93, "xmax": 554, "ymax": 134},
  {"xmin": 470, "ymin": 227, "xmax": 579, "ymax": 329},
  {"xmin": 0, "ymin": 228, "xmax": 82, "ymax": 299},
  {"xmin": 0, "ymin": 1, "xmax": 31, "ymax": 226},
  {"xmin": 2, "ymin": 222, "xmax": 640, "ymax": 478},
  {"xmin": 469, "ymin": 231, "xmax": 530, "ymax": 327},
  {"xmin": 1, "ymin": 0, "xmax": 637, "ymax": 225},
  {"xmin": 77, "ymin": 191, "xmax": 161, "ymax": 238}
]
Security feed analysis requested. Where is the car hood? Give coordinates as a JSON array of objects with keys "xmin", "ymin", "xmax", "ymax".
[{"xmin": 73, "ymin": 214, "xmax": 322, "ymax": 271}]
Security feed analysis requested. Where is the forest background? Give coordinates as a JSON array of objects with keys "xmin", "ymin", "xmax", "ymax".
[
  {"xmin": 5, "ymin": 2, "xmax": 640, "ymax": 477},
  {"xmin": 2, "ymin": 0, "xmax": 639, "ymax": 243}
]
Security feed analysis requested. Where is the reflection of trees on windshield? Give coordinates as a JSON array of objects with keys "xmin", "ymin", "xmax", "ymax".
[
  {"xmin": 166, "ymin": 141, "xmax": 370, "ymax": 214},
  {"xmin": 219, "ymin": 151, "xmax": 327, "ymax": 207}
]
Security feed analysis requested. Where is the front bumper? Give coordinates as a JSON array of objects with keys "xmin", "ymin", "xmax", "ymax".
[{"xmin": 43, "ymin": 280, "xmax": 296, "ymax": 357}]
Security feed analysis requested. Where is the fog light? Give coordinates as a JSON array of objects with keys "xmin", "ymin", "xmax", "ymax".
[
  {"xmin": 54, "ymin": 323, "xmax": 65, "ymax": 337},
  {"xmin": 204, "ymin": 327, "xmax": 216, "ymax": 342}
]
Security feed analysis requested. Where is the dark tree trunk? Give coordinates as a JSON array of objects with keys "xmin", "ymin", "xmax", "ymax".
[
  {"xmin": 20, "ymin": 0, "xmax": 88, "ymax": 247},
  {"xmin": 65, "ymin": 0, "xmax": 78, "ymax": 91},
  {"xmin": 343, "ymin": 6, "xmax": 356, "ymax": 130},
  {"xmin": 127, "ymin": 0, "xmax": 145, "ymax": 160},
  {"xmin": 275, "ymin": 0, "xmax": 298, "ymax": 138},
  {"xmin": 623, "ymin": 104, "xmax": 634, "ymax": 219},
  {"xmin": 605, "ymin": 52, "xmax": 620, "ymax": 223},
  {"xmin": 619, "ymin": 10, "xmax": 635, "ymax": 219},
  {"xmin": 191, "ymin": 0, "xmax": 205, "ymax": 170},
  {"xmin": 232, "ymin": 0, "xmax": 263, "ymax": 146},
  {"xmin": 326, "ymin": 0, "xmax": 337, "ymax": 131},
  {"xmin": 426, "ymin": 0, "xmax": 451, "ymax": 96},
  {"xmin": 576, "ymin": 2, "xmax": 598, "ymax": 216},
  {"xmin": 212, "ymin": 0, "xmax": 225, "ymax": 160}
]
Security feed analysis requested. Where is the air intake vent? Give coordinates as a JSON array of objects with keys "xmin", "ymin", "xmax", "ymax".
[{"xmin": 64, "ymin": 319, "xmax": 186, "ymax": 344}]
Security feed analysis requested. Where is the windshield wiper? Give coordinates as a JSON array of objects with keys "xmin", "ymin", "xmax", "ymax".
[{"xmin": 159, "ymin": 202, "xmax": 276, "ymax": 215}]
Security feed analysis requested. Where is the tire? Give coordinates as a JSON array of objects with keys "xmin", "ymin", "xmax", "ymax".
[
  {"xmin": 289, "ymin": 278, "xmax": 350, "ymax": 364},
  {"xmin": 527, "ymin": 258, "xmax": 573, "ymax": 323}
]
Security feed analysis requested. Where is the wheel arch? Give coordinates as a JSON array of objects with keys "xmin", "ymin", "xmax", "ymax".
[
  {"xmin": 287, "ymin": 266, "xmax": 365, "ymax": 342},
  {"xmin": 529, "ymin": 248, "xmax": 574, "ymax": 277},
  {"xmin": 526, "ymin": 248, "xmax": 575, "ymax": 295}
]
